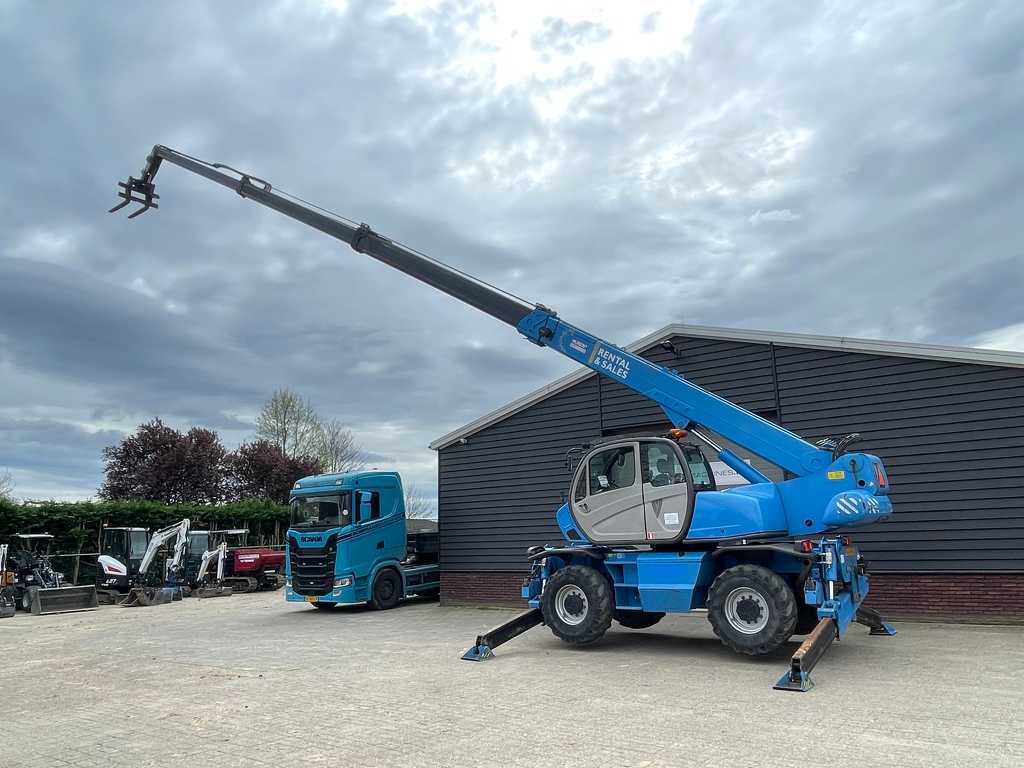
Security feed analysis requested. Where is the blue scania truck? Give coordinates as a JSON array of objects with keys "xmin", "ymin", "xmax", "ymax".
[{"xmin": 284, "ymin": 471, "xmax": 439, "ymax": 610}]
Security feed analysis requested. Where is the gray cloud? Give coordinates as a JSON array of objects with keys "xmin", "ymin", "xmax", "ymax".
[{"xmin": 1, "ymin": 0, "xmax": 1022, "ymax": 501}]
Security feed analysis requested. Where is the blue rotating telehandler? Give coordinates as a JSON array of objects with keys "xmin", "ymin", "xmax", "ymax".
[{"xmin": 111, "ymin": 145, "xmax": 896, "ymax": 691}]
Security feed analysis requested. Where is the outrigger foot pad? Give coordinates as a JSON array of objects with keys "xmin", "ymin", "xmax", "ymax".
[
  {"xmin": 774, "ymin": 617, "xmax": 836, "ymax": 692},
  {"xmin": 856, "ymin": 606, "xmax": 897, "ymax": 636},
  {"xmin": 461, "ymin": 607, "xmax": 544, "ymax": 662}
]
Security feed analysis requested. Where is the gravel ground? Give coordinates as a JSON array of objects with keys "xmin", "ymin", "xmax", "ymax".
[{"xmin": 2, "ymin": 590, "xmax": 1022, "ymax": 767}]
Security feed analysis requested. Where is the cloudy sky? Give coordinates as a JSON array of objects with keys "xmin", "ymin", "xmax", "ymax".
[{"xmin": 1, "ymin": 1, "xmax": 1022, "ymax": 503}]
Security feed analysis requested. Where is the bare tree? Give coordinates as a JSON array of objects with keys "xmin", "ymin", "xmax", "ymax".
[
  {"xmin": 0, "ymin": 468, "xmax": 13, "ymax": 501},
  {"xmin": 256, "ymin": 388, "xmax": 321, "ymax": 460},
  {"xmin": 316, "ymin": 419, "xmax": 362, "ymax": 474},
  {"xmin": 403, "ymin": 482, "xmax": 436, "ymax": 520}
]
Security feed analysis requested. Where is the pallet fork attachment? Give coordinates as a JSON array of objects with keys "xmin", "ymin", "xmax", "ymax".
[
  {"xmin": 462, "ymin": 608, "xmax": 544, "ymax": 661},
  {"xmin": 108, "ymin": 177, "xmax": 159, "ymax": 218},
  {"xmin": 774, "ymin": 607, "xmax": 896, "ymax": 691}
]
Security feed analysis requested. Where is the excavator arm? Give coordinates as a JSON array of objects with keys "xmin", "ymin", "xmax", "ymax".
[
  {"xmin": 137, "ymin": 518, "xmax": 190, "ymax": 579},
  {"xmin": 111, "ymin": 146, "xmax": 892, "ymax": 535},
  {"xmin": 195, "ymin": 542, "xmax": 226, "ymax": 584}
]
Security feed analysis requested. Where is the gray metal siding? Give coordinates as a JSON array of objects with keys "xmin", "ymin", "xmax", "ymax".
[
  {"xmin": 438, "ymin": 377, "xmax": 600, "ymax": 571},
  {"xmin": 773, "ymin": 346, "xmax": 1024, "ymax": 571},
  {"xmin": 438, "ymin": 335, "xmax": 1024, "ymax": 572}
]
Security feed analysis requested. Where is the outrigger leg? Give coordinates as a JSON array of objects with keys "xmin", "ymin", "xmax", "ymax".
[
  {"xmin": 856, "ymin": 605, "xmax": 898, "ymax": 636},
  {"xmin": 775, "ymin": 606, "xmax": 897, "ymax": 692},
  {"xmin": 461, "ymin": 608, "xmax": 544, "ymax": 661},
  {"xmin": 774, "ymin": 618, "xmax": 836, "ymax": 692}
]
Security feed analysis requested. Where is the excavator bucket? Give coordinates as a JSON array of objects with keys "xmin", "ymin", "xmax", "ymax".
[
  {"xmin": 119, "ymin": 586, "xmax": 182, "ymax": 607},
  {"xmin": 29, "ymin": 585, "xmax": 99, "ymax": 616},
  {"xmin": 195, "ymin": 584, "xmax": 233, "ymax": 599}
]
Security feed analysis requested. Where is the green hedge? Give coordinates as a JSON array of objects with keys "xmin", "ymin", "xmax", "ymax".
[{"xmin": 0, "ymin": 498, "xmax": 290, "ymax": 555}]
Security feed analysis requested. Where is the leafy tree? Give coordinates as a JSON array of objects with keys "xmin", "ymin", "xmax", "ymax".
[
  {"xmin": 316, "ymin": 418, "xmax": 362, "ymax": 474},
  {"xmin": 99, "ymin": 419, "xmax": 227, "ymax": 504},
  {"xmin": 256, "ymin": 388, "xmax": 321, "ymax": 460},
  {"xmin": 226, "ymin": 439, "xmax": 322, "ymax": 504}
]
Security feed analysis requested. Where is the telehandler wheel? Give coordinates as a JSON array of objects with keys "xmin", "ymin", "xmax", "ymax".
[
  {"xmin": 614, "ymin": 610, "xmax": 665, "ymax": 629},
  {"xmin": 541, "ymin": 565, "xmax": 613, "ymax": 646},
  {"xmin": 707, "ymin": 564, "xmax": 797, "ymax": 656},
  {"xmin": 370, "ymin": 569, "xmax": 402, "ymax": 610}
]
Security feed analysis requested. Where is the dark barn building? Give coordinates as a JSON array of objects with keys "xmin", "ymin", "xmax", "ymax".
[{"xmin": 432, "ymin": 325, "xmax": 1024, "ymax": 620}]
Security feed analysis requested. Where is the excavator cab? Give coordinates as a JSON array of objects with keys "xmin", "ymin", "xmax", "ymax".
[
  {"xmin": 96, "ymin": 527, "xmax": 149, "ymax": 601},
  {"xmin": 567, "ymin": 436, "xmax": 716, "ymax": 546}
]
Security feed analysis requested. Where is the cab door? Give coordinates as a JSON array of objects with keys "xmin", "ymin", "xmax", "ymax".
[
  {"xmin": 570, "ymin": 441, "xmax": 646, "ymax": 544},
  {"xmin": 639, "ymin": 439, "xmax": 692, "ymax": 542}
]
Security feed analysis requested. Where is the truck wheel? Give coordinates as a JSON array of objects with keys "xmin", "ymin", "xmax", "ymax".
[
  {"xmin": 370, "ymin": 569, "xmax": 402, "ymax": 610},
  {"xmin": 541, "ymin": 565, "xmax": 613, "ymax": 646},
  {"xmin": 707, "ymin": 564, "xmax": 796, "ymax": 655},
  {"xmin": 614, "ymin": 609, "xmax": 665, "ymax": 629}
]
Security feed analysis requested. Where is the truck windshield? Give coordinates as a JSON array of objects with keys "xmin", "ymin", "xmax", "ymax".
[{"xmin": 290, "ymin": 494, "xmax": 352, "ymax": 529}]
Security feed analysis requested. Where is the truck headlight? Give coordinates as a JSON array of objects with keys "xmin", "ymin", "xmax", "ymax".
[{"xmin": 333, "ymin": 576, "xmax": 352, "ymax": 589}]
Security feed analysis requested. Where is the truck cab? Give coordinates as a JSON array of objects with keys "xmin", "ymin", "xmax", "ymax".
[{"xmin": 285, "ymin": 470, "xmax": 439, "ymax": 610}]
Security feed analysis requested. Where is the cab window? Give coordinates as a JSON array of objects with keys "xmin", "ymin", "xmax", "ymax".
[
  {"xmin": 102, "ymin": 530, "xmax": 125, "ymax": 557},
  {"xmin": 641, "ymin": 443, "xmax": 685, "ymax": 487},
  {"xmin": 587, "ymin": 445, "xmax": 636, "ymax": 494},
  {"xmin": 573, "ymin": 463, "xmax": 588, "ymax": 502},
  {"xmin": 681, "ymin": 446, "xmax": 715, "ymax": 490},
  {"xmin": 129, "ymin": 530, "xmax": 148, "ymax": 558}
]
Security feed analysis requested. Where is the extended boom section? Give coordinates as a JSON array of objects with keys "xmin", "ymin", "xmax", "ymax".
[{"xmin": 112, "ymin": 145, "xmax": 897, "ymax": 690}]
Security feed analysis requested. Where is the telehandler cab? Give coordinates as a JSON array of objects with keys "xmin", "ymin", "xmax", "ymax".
[{"xmin": 111, "ymin": 145, "xmax": 896, "ymax": 690}]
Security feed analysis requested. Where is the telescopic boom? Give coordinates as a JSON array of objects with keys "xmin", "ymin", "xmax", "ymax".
[{"xmin": 110, "ymin": 146, "xmax": 838, "ymax": 481}]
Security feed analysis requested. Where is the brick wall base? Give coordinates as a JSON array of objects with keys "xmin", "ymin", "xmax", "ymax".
[{"xmin": 441, "ymin": 570, "xmax": 1024, "ymax": 622}]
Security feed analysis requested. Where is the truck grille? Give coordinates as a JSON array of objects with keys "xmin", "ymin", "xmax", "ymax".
[{"xmin": 287, "ymin": 535, "xmax": 337, "ymax": 596}]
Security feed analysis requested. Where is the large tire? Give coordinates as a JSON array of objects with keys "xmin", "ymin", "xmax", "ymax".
[
  {"xmin": 707, "ymin": 564, "xmax": 797, "ymax": 655},
  {"xmin": 541, "ymin": 565, "xmax": 613, "ymax": 646},
  {"xmin": 614, "ymin": 610, "xmax": 665, "ymax": 629},
  {"xmin": 370, "ymin": 569, "xmax": 402, "ymax": 610}
]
